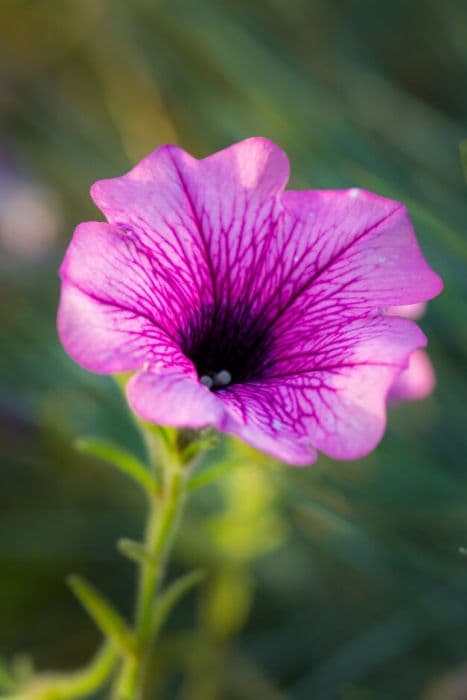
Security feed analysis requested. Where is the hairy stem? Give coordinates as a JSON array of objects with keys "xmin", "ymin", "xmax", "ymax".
[{"xmin": 113, "ymin": 443, "xmax": 187, "ymax": 700}]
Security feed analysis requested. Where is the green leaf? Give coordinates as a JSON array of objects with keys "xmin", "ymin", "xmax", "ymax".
[
  {"xmin": 68, "ymin": 575, "xmax": 134, "ymax": 653},
  {"xmin": 117, "ymin": 538, "xmax": 152, "ymax": 565},
  {"xmin": 151, "ymin": 569, "xmax": 206, "ymax": 638},
  {"xmin": 75, "ymin": 437, "xmax": 156, "ymax": 494}
]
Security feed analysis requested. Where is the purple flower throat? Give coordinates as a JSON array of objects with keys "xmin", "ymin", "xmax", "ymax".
[{"xmin": 182, "ymin": 303, "xmax": 271, "ymax": 390}]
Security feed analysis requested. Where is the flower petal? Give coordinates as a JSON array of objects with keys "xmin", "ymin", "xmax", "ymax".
[
  {"xmin": 220, "ymin": 386, "xmax": 318, "ymax": 466},
  {"xmin": 386, "ymin": 303, "xmax": 435, "ymax": 402},
  {"xmin": 283, "ymin": 189, "xmax": 442, "ymax": 306},
  {"xmin": 249, "ymin": 189, "xmax": 442, "ymax": 348},
  {"xmin": 90, "ymin": 137, "xmax": 289, "ymax": 311},
  {"xmin": 387, "ymin": 349, "xmax": 435, "ymax": 403},
  {"xmin": 57, "ymin": 139, "xmax": 443, "ymax": 467},
  {"xmin": 126, "ymin": 369, "xmax": 226, "ymax": 430},
  {"xmin": 58, "ymin": 221, "xmax": 191, "ymax": 373},
  {"xmin": 127, "ymin": 369, "xmax": 317, "ymax": 466},
  {"xmin": 223, "ymin": 316, "xmax": 426, "ymax": 463}
]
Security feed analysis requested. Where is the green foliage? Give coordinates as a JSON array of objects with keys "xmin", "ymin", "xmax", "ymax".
[
  {"xmin": 67, "ymin": 576, "xmax": 133, "ymax": 653},
  {"xmin": 75, "ymin": 438, "xmax": 156, "ymax": 495},
  {"xmin": 151, "ymin": 569, "xmax": 206, "ymax": 640}
]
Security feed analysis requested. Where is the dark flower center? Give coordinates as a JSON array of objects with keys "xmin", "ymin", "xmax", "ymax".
[{"xmin": 180, "ymin": 304, "xmax": 271, "ymax": 391}]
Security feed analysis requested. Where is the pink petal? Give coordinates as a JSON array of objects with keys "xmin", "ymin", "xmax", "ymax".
[
  {"xmin": 223, "ymin": 316, "xmax": 426, "ymax": 463},
  {"xmin": 125, "ymin": 316, "xmax": 426, "ymax": 465},
  {"xmin": 127, "ymin": 368, "xmax": 317, "ymax": 466},
  {"xmin": 58, "ymin": 221, "xmax": 190, "ymax": 373},
  {"xmin": 126, "ymin": 369, "xmax": 227, "ymax": 430},
  {"xmin": 264, "ymin": 189, "xmax": 442, "ymax": 339},
  {"xmin": 90, "ymin": 137, "xmax": 289, "ymax": 311},
  {"xmin": 387, "ymin": 349, "xmax": 435, "ymax": 403},
  {"xmin": 220, "ymin": 384, "xmax": 318, "ymax": 466}
]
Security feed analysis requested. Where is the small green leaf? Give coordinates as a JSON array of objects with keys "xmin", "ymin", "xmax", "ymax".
[
  {"xmin": 151, "ymin": 569, "xmax": 206, "ymax": 638},
  {"xmin": 117, "ymin": 538, "xmax": 152, "ymax": 564},
  {"xmin": 187, "ymin": 459, "xmax": 243, "ymax": 491},
  {"xmin": 68, "ymin": 575, "xmax": 134, "ymax": 653},
  {"xmin": 75, "ymin": 437, "xmax": 156, "ymax": 494}
]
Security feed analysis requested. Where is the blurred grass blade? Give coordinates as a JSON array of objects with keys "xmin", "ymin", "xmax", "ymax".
[
  {"xmin": 68, "ymin": 575, "xmax": 134, "ymax": 653},
  {"xmin": 75, "ymin": 437, "xmax": 155, "ymax": 493},
  {"xmin": 460, "ymin": 140, "xmax": 467, "ymax": 183},
  {"xmin": 151, "ymin": 569, "xmax": 206, "ymax": 638}
]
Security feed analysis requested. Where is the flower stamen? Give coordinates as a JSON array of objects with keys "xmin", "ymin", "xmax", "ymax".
[
  {"xmin": 199, "ymin": 370, "xmax": 232, "ymax": 391},
  {"xmin": 200, "ymin": 375, "xmax": 214, "ymax": 389},
  {"xmin": 214, "ymin": 370, "xmax": 232, "ymax": 387}
]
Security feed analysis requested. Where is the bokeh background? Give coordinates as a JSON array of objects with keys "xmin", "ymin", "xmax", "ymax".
[{"xmin": 1, "ymin": 1, "xmax": 466, "ymax": 698}]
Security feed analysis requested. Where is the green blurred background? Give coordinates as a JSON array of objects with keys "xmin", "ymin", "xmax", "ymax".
[{"xmin": 0, "ymin": 1, "xmax": 466, "ymax": 698}]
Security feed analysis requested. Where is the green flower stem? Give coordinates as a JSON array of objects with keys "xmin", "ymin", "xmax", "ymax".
[
  {"xmin": 137, "ymin": 466, "xmax": 185, "ymax": 642},
  {"xmin": 114, "ymin": 439, "xmax": 188, "ymax": 700}
]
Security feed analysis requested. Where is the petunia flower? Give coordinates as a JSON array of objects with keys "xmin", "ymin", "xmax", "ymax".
[
  {"xmin": 58, "ymin": 138, "xmax": 442, "ymax": 466},
  {"xmin": 387, "ymin": 303, "xmax": 436, "ymax": 403}
]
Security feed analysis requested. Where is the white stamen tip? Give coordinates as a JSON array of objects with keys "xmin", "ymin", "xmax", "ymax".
[
  {"xmin": 348, "ymin": 188, "xmax": 360, "ymax": 199},
  {"xmin": 214, "ymin": 370, "xmax": 232, "ymax": 387},
  {"xmin": 200, "ymin": 375, "xmax": 214, "ymax": 389}
]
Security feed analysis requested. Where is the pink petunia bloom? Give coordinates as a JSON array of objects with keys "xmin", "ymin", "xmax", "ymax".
[
  {"xmin": 58, "ymin": 138, "xmax": 442, "ymax": 465},
  {"xmin": 387, "ymin": 303, "xmax": 436, "ymax": 403}
]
